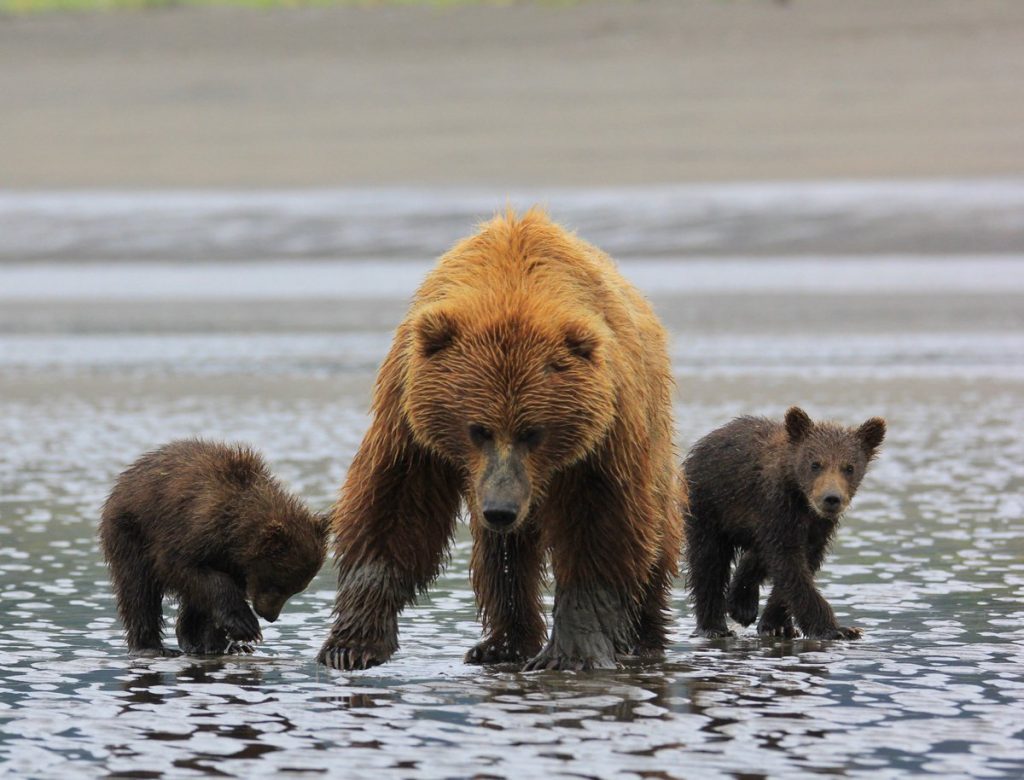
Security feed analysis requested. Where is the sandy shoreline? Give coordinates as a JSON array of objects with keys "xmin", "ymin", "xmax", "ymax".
[{"xmin": 2, "ymin": 0, "xmax": 1023, "ymax": 188}]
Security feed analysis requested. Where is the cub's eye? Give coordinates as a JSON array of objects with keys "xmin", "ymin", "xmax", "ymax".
[
  {"xmin": 468, "ymin": 424, "xmax": 493, "ymax": 446},
  {"xmin": 842, "ymin": 464, "xmax": 855, "ymax": 475},
  {"xmin": 810, "ymin": 461, "xmax": 822, "ymax": 472},
  {"xmin": 547, "ymin": 361, "xmax": 569, "ymax": 374},
  {"xmin": 517, "ymin": 428, "xmax": 545, "ymax": 449}
]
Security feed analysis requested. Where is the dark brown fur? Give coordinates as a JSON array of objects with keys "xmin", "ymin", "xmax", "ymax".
[
  {"xmin": 318, "ymin": 210, "xmax": 682, "ymax": 672},
  {"xmin": 99, "ymin": 439, "xmax": 328, "ymax": 656},
  {"xmin": 684, "ymin": 407, "xmax": 885, "ymax": 640}
]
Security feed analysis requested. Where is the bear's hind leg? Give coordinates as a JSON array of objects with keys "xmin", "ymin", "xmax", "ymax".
[
  {"xmin": 727, "ymin": 550, "xmax": 765, "ymax": 627},
  {"xmin": 465, "ymin": 521, "xmax": 545, "ymax": 665},
  {"xmin": 101, "ymin": 514, "xmax": 177, "ymax": 657},
  {"xmin": 685, "ymin": 516, "xmax": 735, "ymax": 638}
]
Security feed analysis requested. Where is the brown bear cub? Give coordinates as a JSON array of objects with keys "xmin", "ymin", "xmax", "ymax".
[
  {"xmin": 684, "ymin": 407, "xmax": 885, "ymax": 640},
  {"xmin": 318, "ymin": 209, "xmax": 682, "ymax": 672},
  {"xmin": 100, "ymin": 439, "xmax": 328, "ymax": 656}
]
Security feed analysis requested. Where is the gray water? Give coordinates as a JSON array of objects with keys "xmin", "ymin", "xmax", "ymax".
[{"xmin": 1, "ymin": 185, "xmax": 1023, "ymax": 778}]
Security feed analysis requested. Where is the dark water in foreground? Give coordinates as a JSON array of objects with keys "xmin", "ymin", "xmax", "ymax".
[{"xmin": 1, "ymin": 189, "xmax": 1023, "ymax": 778}]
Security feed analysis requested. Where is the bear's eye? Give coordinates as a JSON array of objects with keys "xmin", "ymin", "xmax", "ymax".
[
  {"xmin": 468, "ymin": 424, "xmax": 494, "ymax": 446},
  {"xmin": 810, "ymin": 461, "xmax": 822, "ymax": 472},
  {"xmin": 547, "ymin": 361, "xmax": 569, "ymax": 374},
  {"xmin": 517, "ymin": 427, "xmax": 545, "ymax": 449},
  {"xmin": 842, "ymin": 464, "xmax": 855, "ymax": 475}
]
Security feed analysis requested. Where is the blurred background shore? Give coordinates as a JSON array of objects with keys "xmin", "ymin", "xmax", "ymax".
[{"xmin": 2, "ymin": 0, "xmax": 1023, "ymax": 188}]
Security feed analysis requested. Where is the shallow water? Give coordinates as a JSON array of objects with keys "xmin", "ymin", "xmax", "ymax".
[{"xmin": 1, "ymin": 188, "xmax": 1024, "ymax": 778}]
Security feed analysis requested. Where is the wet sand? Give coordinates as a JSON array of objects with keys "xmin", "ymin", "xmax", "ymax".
[{"xmin": 2, "ymin": 0, "xmax": 1024, "ymax": 187}]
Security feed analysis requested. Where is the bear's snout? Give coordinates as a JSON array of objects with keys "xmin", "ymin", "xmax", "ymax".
[
  {"xmin": 478, "ymin": 447, "xmax": 530, "ymax": 533},
  {"xmin": 482, "ymin": 504, "xmax": 519, "ymax": 529}
]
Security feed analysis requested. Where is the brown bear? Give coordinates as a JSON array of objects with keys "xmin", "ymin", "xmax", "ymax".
[
  {"xmin": 684, "ymin": 407, "xmax": 885, "ymax": 640},
  {"xmin": 99, "ymin": 439, "xmax": 328, "ymax": 656},
  {"xmin": 318, "ymin": 208, "xmax": 682, "ymax": 672}
]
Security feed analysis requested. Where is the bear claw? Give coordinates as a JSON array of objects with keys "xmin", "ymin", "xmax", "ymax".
[
  {"xmin": 758, "ymin": 623, "xmax": 799, "ymax": 639},
  {"xmin": 692, "ymin": 626, "xmax": 735, "ymax": 639},
  {"xmin": 522, "ymin": 646, "xmax": 617, "ymax": 672},
  {"xmin": 318, "ymin": 645, "xmax": 386, "ymax": 671},
  {"xmin": 130, "ymin": 646, "xmax": 182, "ymax": 658},
  {"xmin": 465, "ymin": 638, "xmax": 530, "ymax": 665},
  {"xmin": 803, "ymin": 625, "xmax": 862, "ymax": 640}
]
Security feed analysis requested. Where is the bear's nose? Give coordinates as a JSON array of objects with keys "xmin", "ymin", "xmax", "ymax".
[
  {"xmin": 483, "ymin": 505, "xmax": 518, "ymax": 529},
  {"xmin": 823, "ymin": 493, "xmax": 843, "ymax": 509}
]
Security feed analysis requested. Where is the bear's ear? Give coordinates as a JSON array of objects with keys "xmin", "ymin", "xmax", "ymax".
[
  {"xmin": 563, "ymin": 320, "xmax": 600, "ymax": 363},
  {"xmin": 313, "ymin": 511, "xmax": 331, "ymax": 544},
  {"xmin": 785, "ymin": 406, "xmax": 813, "ymax": 443},
  {"xmin": 857, "ymin": 416, "xmax": 886, "ymax": 453},
  {"xmin": 414, "ymin": 306, "xmax": 459, "ymax": 358}
]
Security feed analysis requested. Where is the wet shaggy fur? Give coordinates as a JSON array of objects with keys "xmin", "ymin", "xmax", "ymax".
[
  {"xmin": 684, "ymin": 407, "xmax": 885, "ymax": 640},
  {"xmin": 318, "ymin": 208, "xmax": 683, "ymax": 672},
  {"xmin": 99, "ymin": 439, "xmax": 328, "ymax": 656}
]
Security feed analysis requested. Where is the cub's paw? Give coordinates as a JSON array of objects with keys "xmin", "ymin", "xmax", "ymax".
[
  {"xmin": 217, "ymin": 605, "xmax": 262, "ymax": 644},
  {"xmin": 727, "ymin": 588, "xmax": 760, "ymax": 627},
  {"xmin": 804, "ymin": 625, "xmax": 863, "ymax": 640},
  {"xmin": 318, "ymin": 643, "xmax": 391, "ymax": 671},
  {"xmin": 227, "ymin": 642, "xmax": 256, "ymax": 655},
  {"xmin": 465, "ymin": 636, "xmax": 535, "ymax": 665},
  {"xmin": 130, "ymin": 646, "xmax": 182, "ymax": 658},
  {"xmin": 757, "ymin": 622, "xmax": 799, "ymax": 639},
  {"xmin": 692, "ymin": 625, "xmax": 735, "ymax": 639}
]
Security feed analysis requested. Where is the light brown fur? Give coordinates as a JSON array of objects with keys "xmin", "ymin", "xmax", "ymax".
[{"xmin": 319, "ymin": 209, "xmax": 682, "ymax": 671}]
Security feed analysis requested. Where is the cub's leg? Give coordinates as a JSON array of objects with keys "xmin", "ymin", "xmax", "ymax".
[
  {"xmin": 176, "ymin": 603, "xmax": 231, "ymax": 655},
  {"xmin": 727, "ymin": 550, "xmax": 766, "ymax": 627},
  {"xmin": 756, "ymin": 587, "xmax": 798, "ymax": 638},
  {"xmin": 685, "ymin": 509, "xmax": 735, "ymax": 638},
  {"xmin": 765, "ymin": 560, "xmax": 861, "ymax": 640},
  {"xmin": 101, "ymin": 513, "xmax": 177, "ymax": 657}
]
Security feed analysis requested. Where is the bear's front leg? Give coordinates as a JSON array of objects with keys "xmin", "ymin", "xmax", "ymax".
[
  {"xmin": 771, "ymin": 562, "xmax": 861, "ymax": 640},
  {"xmin": 524, "ymin": 469, "xmax": 652, "ymax": 671},
  {"xmin": 318, "ymin": 426, "xmax": 462, "ymax": 671},
  {"xmin": 727, "ymin": 550, "xmax": 766, "ymax": 627},
  {"xmin": 465, "ymin": 521, "xmax": 545, "ymax": 665},
  {"xmin": 523, "ymin": 582, "xmax": 632, "ymax": 671},
  {"xmin": 179, "ymin": 569, "xmax": 262, "ymax": 646}
]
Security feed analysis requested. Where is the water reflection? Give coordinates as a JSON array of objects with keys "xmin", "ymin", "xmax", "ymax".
[{"xmin": 1, "ymin": 276, "xmax": 1023, "ymax": 777}]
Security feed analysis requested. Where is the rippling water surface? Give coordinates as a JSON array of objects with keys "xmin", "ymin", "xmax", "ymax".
[{"xmin": 1, "ymin": 187, "xmax": 1023, "ymax": 778}]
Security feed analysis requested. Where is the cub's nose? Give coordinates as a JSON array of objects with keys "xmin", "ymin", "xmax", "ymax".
[
  {"xmin": 823, "ymin": 493, "xmax": 843, "ymax": 510},
  {"xmin": 482, "ymin": 505, "xmax": 518, "ymax": 529}
]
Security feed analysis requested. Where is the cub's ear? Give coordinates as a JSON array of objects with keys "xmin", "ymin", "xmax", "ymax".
[
  {"xmin": 563, "ymin": 320, "xmax": 601, "ymax": 362},
  {"xmin": 414, "ymin": 306, "xmax": 459, "ymax": 358},
  {"xmin": 314, "ymin": 511, "xmax": 332, "ymax": 544},
  {"xmin": 785, "ymin": 406, "xmax": 813, "ymax": 443},
  {"xmin": 857, "ymin": 417, "xmax": 886, "ymax": 453}
]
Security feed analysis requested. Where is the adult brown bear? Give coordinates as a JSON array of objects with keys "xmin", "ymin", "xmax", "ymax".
[{"xmin": 318, "ymin": 209, "xmax": 682, "ymax": 671}]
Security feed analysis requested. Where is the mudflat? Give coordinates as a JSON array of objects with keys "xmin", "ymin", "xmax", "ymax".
[{"xmin": 2, "ymin": 0, "xmax": 1023, "ymax": 187}]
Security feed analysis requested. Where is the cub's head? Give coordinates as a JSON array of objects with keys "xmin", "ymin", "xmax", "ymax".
[
  {"xmin": 404, "ymin": 301, "xmax": 616, "ymax": 534},
  {"xmin": 784, "ymin": 406, "xmax": 886, "ymax": 520},
  {"xmin": 245, "ymin": 500, "xmax": 329, "ymax": 623}
]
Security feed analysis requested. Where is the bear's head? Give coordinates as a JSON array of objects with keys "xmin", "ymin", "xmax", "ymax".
[
  {"xmin": 784, "ymin": 406, "xmax": 886, "ymax": 520},
  {"xmin": 244, "ymin": 502, "xmax": 329, "ymax": 623},
  {"xmin": 404, "ymin": 298, "xmax": 617, "ymax": 534}
]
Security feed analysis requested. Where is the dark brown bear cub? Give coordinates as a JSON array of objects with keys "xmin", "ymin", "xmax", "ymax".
[
  {"xmin": 100, "ymin": 439, "xmax": 328, "ymax": 656},
  {"xmin": 684, "ymin": 407, "xmax": 885, "ymax": 640}
]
